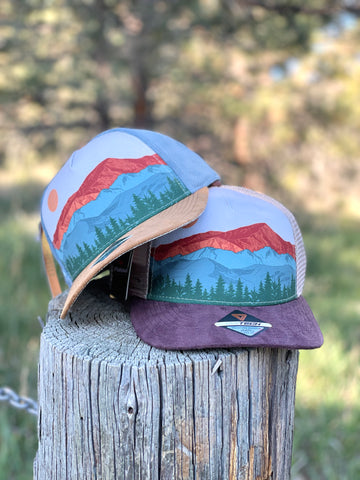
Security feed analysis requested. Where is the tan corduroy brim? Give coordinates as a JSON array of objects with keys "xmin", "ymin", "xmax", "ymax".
[{"xmin": 52, "ymin": 187, "xmax": 209, "ymax": 318}]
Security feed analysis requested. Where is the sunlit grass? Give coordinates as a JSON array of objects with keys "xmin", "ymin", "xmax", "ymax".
[
  {"xmin": 0, "ymin": 172, "xmax": 49, "ymax": 479},
  {"xmin": 292, "ymin": 217, "xmax": 360, "ymax": 480}
]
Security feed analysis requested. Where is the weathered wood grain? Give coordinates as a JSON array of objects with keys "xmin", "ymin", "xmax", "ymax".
[{"xmin": 34, "ymin": 286, "xmax": 299, "ymax": 480}]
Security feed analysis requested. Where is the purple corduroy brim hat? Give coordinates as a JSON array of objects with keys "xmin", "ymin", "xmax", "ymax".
[{"xmin": 129, "ymin": 186, "xmax": 323, "ymax": 350}]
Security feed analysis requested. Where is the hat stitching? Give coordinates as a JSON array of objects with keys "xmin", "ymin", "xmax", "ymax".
[{"xmin": 146, "ymin": 291, "xmax": 297, "ymax": 306}]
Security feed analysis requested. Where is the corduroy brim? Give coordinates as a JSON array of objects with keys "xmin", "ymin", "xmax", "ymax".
[
  {"xmin": 130, "ymin": 295, "xmax": 323, "ymax": 350},
  {"xmin": 60, "ymin": 187, "xmax": 209, "ymax": 319}
]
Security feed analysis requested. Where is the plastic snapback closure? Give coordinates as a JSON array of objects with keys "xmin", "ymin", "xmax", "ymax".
[
  {"xmin": 41, "ymin": 220, "xmax": 135, "ymax": 304},
  {"xmin": 107, "ymin": 251, "xmax": 134, "ymax": 302},
  {"xmin": 127, "ymin": 243, "xmax": 152, "ymax": 299}
]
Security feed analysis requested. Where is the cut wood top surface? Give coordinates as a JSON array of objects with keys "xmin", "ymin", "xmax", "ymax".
[{"xmin": 44, "ymin": 285, "xmax": 248, "ymax": 367}]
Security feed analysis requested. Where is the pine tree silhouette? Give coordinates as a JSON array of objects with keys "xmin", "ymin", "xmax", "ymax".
[
  {"xmin": 148, "ymin": 268, "xmax": 297, "ymax": 305},
  {"xmin": 250, "ymin": 288, "xmax": 258, "ymax": 302},
  {"xmin": 170, "ymin": 279, "xmax": 178, "ymax": 296},
  {"xmin": 236, "ymin": 278, "xmax": 244, "ymax": 301},
  {"xmin": 105, "ymin": 225, "xmax": 113, "ymax": 238},
  {"xmin": 226, "ymin": 282, "xmax": 235, "ymax": 301},
  {"xmin": 258, "ymin": 280, "xmax": 265, "ymax": 300},
  {"xmin": 94, "ymin": 226, "xmax": 107, "ymax": 250},
  {"xmin": 131, "ymin": 193, "xmax": 147, "ymax": 217},
  {"xmin": 176, "ymin": 281, "xmax": 184, "ymax": 297},
  {"xmin": 215, "ymin": 276, "xmax": 225, "ymax": 298},
  {"xmin": 290, "ymin": 275, "xmax": 296, "ymax": 294},
  {"xmin": 152, "ymin": 274, "xmax": 164, "ymax": 295},
  {"xmin": 164, "ymin": 274, "xmax": 171, "ymax": 292},
  {"xmin": 147, "ymin": 191, "xmax": 160, "ymax": 211},
  {"xmin": 184, "ymin": 273, "xmax": 193, "ymax": 297},
  {"xmin": 274, "ymin": 277, "xmax": 282, "ymax": 299},
  {"xmin": 76, "ymin": 243, "xmax": 85, "ymax": 257},
  {"xmin": 62, "ymin": 173, "xmax": 190, "ymax": 279},
  {"xmin": 264, "ymin": 272, "xmax": 273, "ymax": 300},
  {"xmin": 244, "ymin": 285, "xmax": 250, "ymax": 302},
  {"xmin": 194, "ymin": 279, "xmax": 203, "ymax": 298},
  {"xmin": 83, "ymin": 242, "xmax": 93, "ymax": 258},
  {"xmin": 109, "ymin": 217, "xmax": 120, "ymax": 236}
]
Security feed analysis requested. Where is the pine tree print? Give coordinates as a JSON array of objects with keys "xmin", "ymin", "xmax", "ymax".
[
  {"xmin": 149, "ymin": 270, "xmax": 296, "ymax": 305},
  {"xmin": 236, "ymin": 278, "xmax": 243, "ymax": 301},
  {"xmin": 94, "ymin": 226, "xmax": 107, "ymax": 250},
  {"xmin": 164, "ymin": 274, "xmax": 171, "ymax": 293},
  {"xmin": 243, "ymin": 285, "xmax": 250, "ymax": 302},
  {"xmin": 184, "ymin": 273, "xmax": 193, "ymax": 297},
  {"xmin": 226, "ymin": 283, "xmax": 235, "ymax": 301},
  {"xmin": 215, "ymin": 275, "xmax": 226, "ymax": 298},
  {"xmin": 194, "ymin": 279, "xmax": 203, "ymax": 298},
  {"xmin": 131, "ymin": 193, "xmax": 147, "ymax": 217},
  {"xmin": 176, "ymin": 281, "xmax": 184, "ymax": 297},
  {"xmin": 264, "ymin": 272, "xmax": 273, "ymax": 300},
  {"xmin": 63, "ymin": 173, "xmax": 189, "ymax": 280}
]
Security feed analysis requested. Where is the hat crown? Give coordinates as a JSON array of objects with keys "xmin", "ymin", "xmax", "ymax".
[
  {"xmin": 41, "ymin": 128, "xmax": 219, "ymax": 286},
  {"xmin": 143, "ymin": 186, "xmax": 305, "ymax": 307}
]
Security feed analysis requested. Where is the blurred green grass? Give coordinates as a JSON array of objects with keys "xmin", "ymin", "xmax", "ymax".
[
  {"xmin": 0, "ymin": 172, "xmax": 359, "ymax": 479},
  {"xmin": 0, "ymin": 176, "xmax": 48, "ymax": 479},
  {"xmin": 292, "ymin": 217, "xmax": 360, "ymax": 480}
]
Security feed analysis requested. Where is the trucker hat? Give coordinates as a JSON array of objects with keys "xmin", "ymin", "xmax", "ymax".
[
  {"xmin": 129, "ymin": 185, "xmax": 323, "ymax": 350},
  {"xmin": 40, "ymin": 128, "xmax": 220, "ymax": 319}
]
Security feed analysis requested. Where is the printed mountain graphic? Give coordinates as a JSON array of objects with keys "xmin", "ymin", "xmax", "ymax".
[
  {"xmin": 151, "ymin": 246, "xmax": 296, "ymax": 291},
  {"xmin": 60, "ymin": 164, "xmax": 175, "ymax": 254},
  {"xmin": 53, "ymin": 153, "xmax": 166, "ymax": 249},
  {"xmin": 149, "ymin": 243, "xmax": 297, "ymax": 305},
  {"xmin": 152, "ymin": 223, "xmax": 296, "ymax": 261},
  {"xmin": 56, "ymin": 167, "xmax": 189, "ymax": 280},
  {"xmin": 157, "ymin": 245, "xmax": 295, "ymax": 269}
]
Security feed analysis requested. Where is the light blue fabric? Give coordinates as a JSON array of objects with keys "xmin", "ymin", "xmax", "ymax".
[{"xmin": 107, "ymin": 128, "xmax": 220, "ymax": 193}]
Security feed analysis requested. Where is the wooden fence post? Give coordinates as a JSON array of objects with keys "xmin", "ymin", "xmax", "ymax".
[{"xmin": 33, "ymin": 286, "xmax": 299, "ymax": 480}]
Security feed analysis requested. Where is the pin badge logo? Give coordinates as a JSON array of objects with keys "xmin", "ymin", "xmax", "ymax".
[{"xmin": 215, "ymin": 310, "xmax": 272, "ymax": 337}]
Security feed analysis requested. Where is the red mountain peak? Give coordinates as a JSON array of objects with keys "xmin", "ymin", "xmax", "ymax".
[
  {"xmin": 53, "ymin": 154, "xmax": 165, "ymax": 249},
  {"xmin": 152, "ymin": 223, "xmax": 295, "ymax": 261}
]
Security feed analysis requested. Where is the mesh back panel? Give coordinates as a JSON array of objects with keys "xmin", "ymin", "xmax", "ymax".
[{"xmin": 222, "ymin": 186, "xmax": 306, "ymax": 296}]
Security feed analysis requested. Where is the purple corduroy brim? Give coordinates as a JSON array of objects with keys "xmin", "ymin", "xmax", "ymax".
[{"xmin": 130, "ymin": 296, "xmax": 323, "ymax": 350}]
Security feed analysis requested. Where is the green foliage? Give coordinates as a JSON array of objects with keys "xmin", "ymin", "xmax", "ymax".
[
  {"xmin": 292, "ymin": 217, "xmax": 360, "ymax": 480},
  {"xmin": 0, "ymin": 179, "xmax": 49, "ymax": 479},
  {"xmin": 0, "ymin": 0, "xmax": 351, "ymax": 168}
]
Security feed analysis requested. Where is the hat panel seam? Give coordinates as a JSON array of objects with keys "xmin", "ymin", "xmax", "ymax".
[
  {"xmin": 146, "ymin": 292, "xmax": 297, "ymax": 306},
  {"xmin": 121, "ymin": 128, "xmax": 220, "ymax": 192}
]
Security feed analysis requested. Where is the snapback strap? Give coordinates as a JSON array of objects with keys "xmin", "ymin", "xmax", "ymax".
[
  {"xmin": 40, "ymin": 225, "xmax": 62, "ymax": 298},
  {"xmin": 108, "ymin": 250, "xmax": 134, "ymax": 302}
]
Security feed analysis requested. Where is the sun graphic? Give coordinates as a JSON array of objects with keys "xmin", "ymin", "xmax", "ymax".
[{"xmin": 48, "ymin": 189, "xmax": 58, "ymax": 212}]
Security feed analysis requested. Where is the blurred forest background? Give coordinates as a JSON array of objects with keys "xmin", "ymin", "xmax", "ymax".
[{"xmin": 0, "ymin": 0, "xmax": 359, "ymax": 479}]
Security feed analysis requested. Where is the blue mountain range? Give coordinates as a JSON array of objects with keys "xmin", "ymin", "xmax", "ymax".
[
  {"xmin": 150, "ymin": 246, "xmax": 296, "ymax": 292},
  {"xmin": 58, "ymin": 164, "xmax": 187, "ymax": 263}
]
